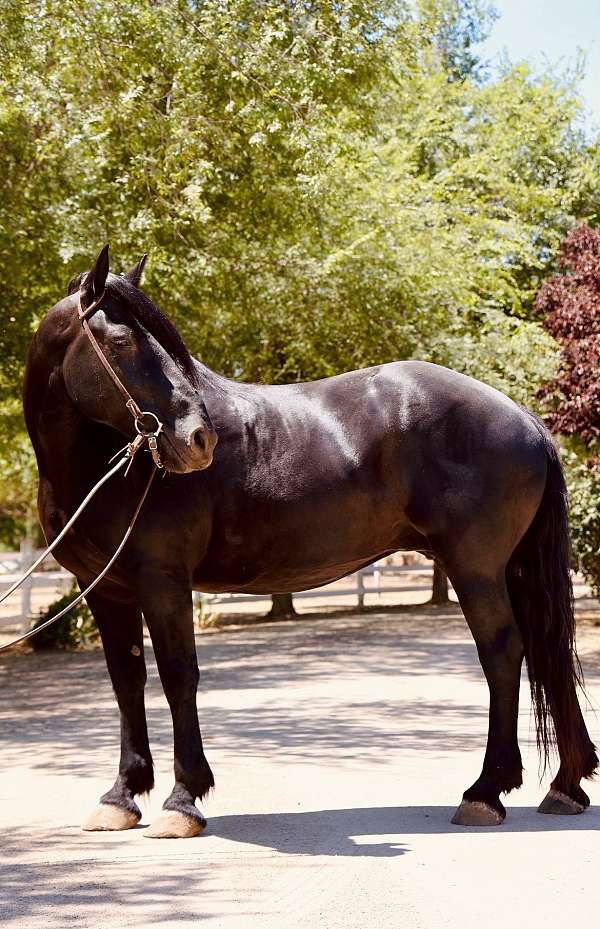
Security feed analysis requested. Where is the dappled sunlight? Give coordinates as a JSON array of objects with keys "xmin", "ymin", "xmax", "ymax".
[
  {"xmin": 1, "ymin": 610, "xmax": 590, "ymax": 780},
  {"xmin": 0, "ymin": 612, "xmax": 494, "ymax": 778},
  {"xmin": 2, "ymin": 609, "xmax": 600, "ymax": 929},
  {"xmin": 0, "ymin": 850, "xmax": 222, "ymax": 927}
]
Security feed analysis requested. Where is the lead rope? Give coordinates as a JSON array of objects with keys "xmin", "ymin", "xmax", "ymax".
[
  {"xmin": 0, "ymin": 455, "xmax": 129, "ymax": 609},
  {"xmin": 0, "ymin": 456, "xmax": 157, "ymax": 653}
]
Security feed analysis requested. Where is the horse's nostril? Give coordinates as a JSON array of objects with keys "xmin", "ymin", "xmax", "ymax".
[
  {"xmin": 189, "ymin": 427, "xmax": 206, "ymax": 453},
  {"xmin": 186, "ymin": 423, "xmax": 216, "ymax": 463},
  {"xmin": 190, "ymin": 426, "xmax": 218, "ymax": 459}
]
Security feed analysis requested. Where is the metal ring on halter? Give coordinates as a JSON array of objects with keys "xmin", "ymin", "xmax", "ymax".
[{"xmin": 134, "ymin": 411, "xmax": 164, "ymax": 437}]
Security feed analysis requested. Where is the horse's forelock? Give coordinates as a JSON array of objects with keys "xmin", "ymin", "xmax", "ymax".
[{"xmin": 67, "ymin": 271, "xmax": 86, "ymax": 295}]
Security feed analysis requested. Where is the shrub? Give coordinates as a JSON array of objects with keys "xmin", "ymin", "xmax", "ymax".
[
  {"xmin": 564, "ymin": 451, "xmax": 600, "ymax": 598},
  {"xmin": 30, "ymin": 581, "xmax": 99, "ymax": 650}
]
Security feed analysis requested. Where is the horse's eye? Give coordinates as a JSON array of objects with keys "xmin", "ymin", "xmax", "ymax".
[{"xmin": 113, "ymin": 337, "xmax": 133, "ymax": 348}]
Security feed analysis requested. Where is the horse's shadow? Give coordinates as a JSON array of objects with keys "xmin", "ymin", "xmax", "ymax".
[{"xmin": 206, "ymin": 803, "xmax": 600, "ymax": 858}]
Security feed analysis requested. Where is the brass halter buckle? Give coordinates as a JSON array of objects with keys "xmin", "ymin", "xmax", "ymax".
[{"xmin": 134, "ymin": 412, "xmax": 164, "ymax": 469}]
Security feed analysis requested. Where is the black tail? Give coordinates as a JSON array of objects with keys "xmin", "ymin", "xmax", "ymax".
[{"xmin": 506, "ymin": 414, "xmax": 598, "ymax": 786}]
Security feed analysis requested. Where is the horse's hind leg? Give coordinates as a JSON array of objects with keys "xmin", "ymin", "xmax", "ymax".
[
  {"xmin": 538, "ymin": 699, "xmax": 596, "ymax": 814},
  {"xmin": 82, "ymin": 590, "xmax": 154, "ymax": 832},
  {"xmin": 445, "ymin": 565, "xmax": 524, "ymax": 826}
]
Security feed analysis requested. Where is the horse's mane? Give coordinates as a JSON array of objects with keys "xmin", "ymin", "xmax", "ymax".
[{"xmin": 67, "ymin": 271, "xmax": 199, "ymax": 387}]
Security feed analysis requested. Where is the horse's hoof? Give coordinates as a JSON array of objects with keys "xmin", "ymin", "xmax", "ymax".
[
  {"xmin": 144, "ymin": 810, "xmax": 206, "ymax": 839},
  {"xmin": 538, "ymin": 788, "xmax": 585, "ymax": 815},
  {"xmin": 451, "ymin": 800, "xmax": 505, "ymax": 826},
  {"xmin": 82, "ymin": 803, "xmax": 140, "ymax": 832}
]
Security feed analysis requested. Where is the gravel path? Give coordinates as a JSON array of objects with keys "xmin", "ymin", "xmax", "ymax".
[{"xmin": 1, "ymin": 607, "xmax": 600, "ymax": 928}]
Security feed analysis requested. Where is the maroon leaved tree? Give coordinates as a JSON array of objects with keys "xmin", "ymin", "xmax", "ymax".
[{"xmin": 537, "ymin": 224, "xmax": 600, "ymax": 448}]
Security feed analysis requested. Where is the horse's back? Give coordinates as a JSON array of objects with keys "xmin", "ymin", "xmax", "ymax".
[{"xmin": 285, "ymin": 359, "xmax": 545, "ymax": 471}]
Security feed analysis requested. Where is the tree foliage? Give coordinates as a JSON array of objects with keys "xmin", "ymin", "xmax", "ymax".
[
  {"xmin": 537, "ymin": 224, "xmax": 600, "ymax": 445},
  {"xmin": 536, "ymin": 225, "xmax": 600, "ymax": 594},
  {"xmin": 30, "ymin": 581, "xmax": 99, "ymax": 650},
  {"xmin": 422, "ymin": 0, "xmax": 498, "ymax": 82},
  {"xmin": 1, "ymin": 0, "xmax": 599, "ymax": 546},
  {"xmin": 564, "ymin": 454, "xmax": 600, "ymax": 597}
]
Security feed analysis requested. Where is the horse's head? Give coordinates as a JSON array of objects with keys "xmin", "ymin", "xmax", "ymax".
[{"xmin": 59, "ymin": 246, "xmax": 217, "ymax": 474}]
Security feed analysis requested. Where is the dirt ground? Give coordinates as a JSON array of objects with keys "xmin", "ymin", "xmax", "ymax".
[{"xmin": 2, "ymin": 605, "xmax": 600, "ymax": 928}]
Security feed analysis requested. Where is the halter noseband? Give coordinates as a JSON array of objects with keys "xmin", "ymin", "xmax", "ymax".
[{"xmin": 77, "ymin": 287, "xmax": 164, "ymax": 469}]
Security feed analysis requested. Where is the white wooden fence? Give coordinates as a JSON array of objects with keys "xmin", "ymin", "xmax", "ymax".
[
  {"xmin": 194, "ymin": 561, "xmax": 437, "ymax": 614},
  {"xmin": 1, "ymin": 542, "xmax": 595, "ymax": 633},
  {"xmin": 0, "ymin": 542, "xmax": 72, "ymax": 632},
  {"xmin": 0, "ymin": 542, "xmax": 436, "ymax": 631}
]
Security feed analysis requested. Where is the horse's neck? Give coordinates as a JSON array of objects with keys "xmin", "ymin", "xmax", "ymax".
[
  {"xmin": 192, "ymin": 363, "xmax": 264, "ymax": 423},
  {"xmin": 24, "ymin": 355, "xmax": 115, "ymax": 506},
  {"xmin": 192, "ymin": 359, "xmax": 238, "ymax": 400}
]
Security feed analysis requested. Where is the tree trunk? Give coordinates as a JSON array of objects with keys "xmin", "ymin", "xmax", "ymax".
[
  {"xmin": 429, "ymin": 563, "xmax": 449, "ymax": 605},
  {"xmin": 267, "ymin": 593, "xmax": 297, "ymax": 619}
]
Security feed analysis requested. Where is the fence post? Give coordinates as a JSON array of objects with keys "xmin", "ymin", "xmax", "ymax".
[
  {"xmin": 357, "ymin": 569, "xmax": 365, "ymax": 610},
  {"xmin": 373, "ymin": 560, "xmax": 382, "ymax": 600},
  {"xmin": 19, "ymin": 537, "xmax": 34, "ymax": 634}
]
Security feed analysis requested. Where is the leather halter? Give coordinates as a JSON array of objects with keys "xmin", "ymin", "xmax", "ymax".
[{"xmin": 77, "ymin": 287, "xmax": 164, "ymax": 469}]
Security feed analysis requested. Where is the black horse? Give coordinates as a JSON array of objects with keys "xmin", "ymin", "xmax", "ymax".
[{"xmin": 23, "ymin": 246, "xmax": 597, "ymax": 837}]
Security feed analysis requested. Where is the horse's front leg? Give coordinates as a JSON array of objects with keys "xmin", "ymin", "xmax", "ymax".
[
  {"xmin": 82, "ymin": 590, "xmax": 154, "ymax": 831},
  {"xmin": 137, "ymin": 574, "xmax": 213, "ymax": 839}
]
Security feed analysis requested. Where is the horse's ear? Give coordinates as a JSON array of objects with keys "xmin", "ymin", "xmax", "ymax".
[
  {"xmin": 79, "ymin": 244, "xmax": 110, "ymax": 310},
  {"xmin": 123, "ymin": 254, "xmax": 147, "ymax": 287}
]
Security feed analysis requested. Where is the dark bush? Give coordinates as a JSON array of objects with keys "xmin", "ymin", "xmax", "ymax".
[{"xmin": 30, "ymin": 581, "xmax": 99, "ymax": 650}]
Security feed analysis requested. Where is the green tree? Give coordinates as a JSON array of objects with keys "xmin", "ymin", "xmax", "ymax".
[
  {"xmin": 0, "ymin": 0, "xmax": 410, "ymax": 544},
  {"xmin": 1, "ymin": 0, "xmax": 599, "ymax": 549},
  {"xmin": 420, "ymin": 0, "xmax": 498, "ymax": 82}
]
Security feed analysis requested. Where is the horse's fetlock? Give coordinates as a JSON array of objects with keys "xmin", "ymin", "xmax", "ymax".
[
  {"xmin": 500, "ymin": 768, "xmax": 523, "ymax": 794},
  {"xmin": 119, "ymin": 752, "xmax": 154, "ymax": 796},
  {"xmin": 463, "ymin": 781, "xmax": 505, "ymax": 817}
]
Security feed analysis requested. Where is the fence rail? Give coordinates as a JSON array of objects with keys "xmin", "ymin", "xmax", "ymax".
[
  {"xmin": 1, "ymin": 543, "xmax": 595, "ymax": 633},
  {"xmin": 195, "ymin": 562, "xmax": 437, "ymax": 613},
  {"xmin": 0, "ymin": 542, "xmax": 71, "ymax": 633},
  {"xmin": 1, "ymin": 543, "xmax": 436, "ymax": 631}
]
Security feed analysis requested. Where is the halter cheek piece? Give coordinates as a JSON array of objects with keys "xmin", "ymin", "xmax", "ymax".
[{"xmin": 78, "ymin": 287, "xmax": 164, "ymax": 469}]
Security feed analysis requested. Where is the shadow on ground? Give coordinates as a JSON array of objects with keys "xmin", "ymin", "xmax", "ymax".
[
  {"xmin": 2, "ymin": 798, "xmax": 598, "ymax": 928},
  {"xmin": 2, "ymin": 610, "xmax": 600, "ymax": 927},
  {"xmin": 208, "ymin": 802, "xmax": 600, "ymax": 855},
  {"xmin": 0, "ymin": 613, "xmax": 598, "ymax": 777},
  {"xmin": 0, "ymin": 853, "xmax": 220, "ymax": 927},
  {"xmin": 2, "ymin": 611, "xmax": 600, "ymax": 777},
  {"xmin": 0, "ymin": 613, "xmax": 494, "ymax": 777}
]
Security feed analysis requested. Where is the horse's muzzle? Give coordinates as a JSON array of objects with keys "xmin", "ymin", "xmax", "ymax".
[{"xmin": 158, "ymin": 424, "xmax": 217, "ymax": 473}]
